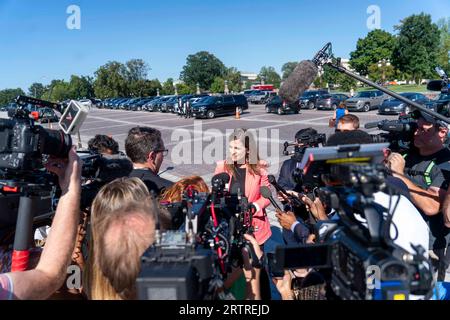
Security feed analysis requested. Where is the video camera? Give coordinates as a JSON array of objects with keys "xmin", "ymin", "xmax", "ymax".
[
  {"xmin": 283, "ymin": 132, "xmax": 326, "ymax": 161},
  {"xmin": 273, "ymin": 143, "xmax": 434, "ymax": 300},
  {"xmin": 137, "ymin": 173, "xmax": 259, "ymax": 300},
  {"xmin": 0, "ymin": 96, "xmax": 89, "ymax": 271},
  {"xmin": 364, "ymin": 114, "xmax": 417, "ymax": 153}
]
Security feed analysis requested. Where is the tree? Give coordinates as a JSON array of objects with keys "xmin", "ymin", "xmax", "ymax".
[
  {"xmin": 257, "ymin": 66, "xmax": 281, "ymax": 88},
  {"xmin": 281, "ymin": 62, "xmax": 298, "ymax": 80},
  {"xmin": 437, "ymin": 17, "xmax": 450, "ymax": 75},
  {"xmin": 69, "ymin": 75, "xmax": 94, "ymax": 99},
  {"xmin": 224, "ymin": 67, "xmax": 242, "ymax": 93},
  {"xmin": 93, "ymin": 61, "xmax": 129, "ymax": 98},
  {"xmin": 367, "ymin": 63, "xmax": 396, "ymax": 83},
  {"xmin": 28, "ymin": 83, "xmax": 45, "ymax": 99},
  {"xmin": 176, "ymin": 82, "xmax": 193, "ymax": 95},
  {"xmin": 180, "ymin": 51, "xmax": 226, "ymax": 90},
  {"xmin": 161, "ymin": 78, "xmax": 175, "ymax": 95},
  {"xmin": 125, "ymin": 59, "xmax": 149, "ymax": 82},
  {"xmin": 392, "ymin": 13, "xmax": 440, "ymax": 84},
  {"xmin": 349, "ymin": 29, "xmax": 397, "ymax": 76},
  {"xmin": 0, "ymin": 88, "xmax": 25, "ymax": 105},
  {"xmin": 210, "ymin": 77, "xmax": 225, "ymax": 93}
]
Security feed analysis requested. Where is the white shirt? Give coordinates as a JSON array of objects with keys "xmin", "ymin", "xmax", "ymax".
[{"xmin": 372, "ymin": 192, "xmax": 429, "ymax": 257}]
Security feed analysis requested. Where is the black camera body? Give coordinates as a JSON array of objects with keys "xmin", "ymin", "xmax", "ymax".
[
  {"xmin": 0, "ymin": 96, "xmax": 72, "ymax": 174},
  {"xmin": 137, "ymin": 173, "xmax": 259, "ymax": 300},
  {"xmin": 275, "ymin": 144, "xmax": 434, "ymax": 300},
  {"xmin": 136, "ymin": 230, "xmax": 215, "ymax": 300}
]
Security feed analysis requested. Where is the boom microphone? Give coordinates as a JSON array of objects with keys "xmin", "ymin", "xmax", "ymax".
[
  {"xmin": 279, "ymin": 60, "xmax": 319, "ymax": 104},
  {"xmin": 260, "ymin": 186, "xmax": 282, "ymax": 211}
]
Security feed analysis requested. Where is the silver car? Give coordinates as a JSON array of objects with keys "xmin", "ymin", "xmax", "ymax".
[{"xmin": 345, "ymin": 91, "xmax": 387, "ymax": 112}]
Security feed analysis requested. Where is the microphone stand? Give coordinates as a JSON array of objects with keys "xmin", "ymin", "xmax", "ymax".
[{"xmin": 325, "ymin": 59, "xmax": 450, "ymax": 125}]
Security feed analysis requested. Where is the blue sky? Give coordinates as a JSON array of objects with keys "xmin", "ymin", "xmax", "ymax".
[{"xmin": 0, "ymin": 0, "xmax": 449, "ymax": 91}]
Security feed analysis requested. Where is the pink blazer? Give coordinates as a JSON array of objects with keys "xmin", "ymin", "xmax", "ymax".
[{"xmin": 214, "ymin": 160, "xmax": 272, "ymax": 245}]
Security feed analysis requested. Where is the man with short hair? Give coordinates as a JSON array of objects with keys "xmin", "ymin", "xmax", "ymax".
[
  {"xmin": 337, "ymin": 114, "xmax": 360, "ymax": 131},
  {"xmin": 388, "ymin": 111, "xmax": 450, "ymax": 281},
  {"xmin": 126, "ymin": 127, "xmax": 173, "ymax": 196}
]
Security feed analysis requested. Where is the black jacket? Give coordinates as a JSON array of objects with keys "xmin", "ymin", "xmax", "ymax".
[{"xmin": 129, "ymin": 168, "xmax": 174, "ymax": 197}]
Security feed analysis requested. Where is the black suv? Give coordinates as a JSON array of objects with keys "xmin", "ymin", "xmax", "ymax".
[
  {"xmin": 265, "ymin": 95, "xmax": 300, "ymax": 115},
  {"xmin": 299, "ymin": 90, "xmax": 329, "ymax": 109},
  {"xmin": 191, "ymin": 95, "xmax": 248, "ymax": 119}
]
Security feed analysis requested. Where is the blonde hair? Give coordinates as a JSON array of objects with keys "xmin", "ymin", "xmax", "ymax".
[{"xmin": 83, "ymin": 177, "xmax": 157, "ymax": 300}]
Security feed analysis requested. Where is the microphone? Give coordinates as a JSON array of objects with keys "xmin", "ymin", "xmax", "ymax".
[
  {"xmin": 267, "ymin": 175, "xmax": 303, "ymax": 207},
  {"xmin": 211, "ymin": 173, "xmax": 230, "ymax": 192},
  {"xmin": 260, "ymin": 186, "xmax": 282, "ymax": 211},
  {"xmin": 279, "ymin": 61, "xmax": 319, "ymax": 104},
  {"xmin": 279, "ymin": 43, "xmax": 333, "ymax": 104},
  {"xmin": 364, "ymin": 121, "xmax": 381, "ymax": 129}
]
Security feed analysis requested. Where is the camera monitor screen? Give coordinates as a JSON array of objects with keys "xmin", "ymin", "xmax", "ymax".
[{"xmin": 59, "ymin": 102, "xmax": 79, "ymax": 133}]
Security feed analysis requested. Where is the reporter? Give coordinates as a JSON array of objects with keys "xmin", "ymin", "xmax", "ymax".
[
  {"xmin": 0, "ymin": 147, "xmax": 81, "ymax": 300},
  {"xmin": 214, "ymin": 128, "xmax": 271, "ymax": 245}
]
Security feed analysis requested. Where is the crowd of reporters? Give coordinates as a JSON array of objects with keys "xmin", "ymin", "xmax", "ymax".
[{"xmin": 1, "ymin": 108, "xmax": 450, "ymax": 300}]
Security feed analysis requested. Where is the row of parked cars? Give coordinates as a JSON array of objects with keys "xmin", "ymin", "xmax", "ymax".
[
  {"xmin": 275, "ymin": 89, "xmax": 446, "ymax": 115},
  {"xmin": 96, "ymin": 94, "xmax": 250, "ymax": 119}
]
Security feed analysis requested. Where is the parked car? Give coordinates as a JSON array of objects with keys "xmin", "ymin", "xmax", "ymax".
[
  {"xmin": 265, "ymin": 95, "xmax": 300, "ymax": 115},
  {"xmin": 191, "ymin": 95, "xmax": 248, "ymax": 119},
  {"xmin": 316, "ymin": 93, "xmax": 349, "ymax": 110},
  {"xmin": 157, "ymin": 96, "xmax": 175, "ymax": 112},
  {"xmin": 38, "ymin": 107, "xmax": 59, "ymax": 123},
  {"xmin": 247, "ymin": 91, "xmax": 276, "ymax": 104},
  {"xmin": 243, "ymin": 90, "xmax": 261, "ymax": 98},
  {"xmin": 345, "ymin": 90, "xmax": 387, "ymax": 112},
  {"xmin": 378, "ymin": 92, "xmax": 430, "ymax": 115},
  {"xmin": 128, "ymin": 97, "xmax": 155, "ymax": 111},
  {"xmin": 299, "ymin": 90, "xmax": 329, "ymax": 109},
  {"xmin": 144, "ymin": 97, "xmax": 164, "ymax": 111}
]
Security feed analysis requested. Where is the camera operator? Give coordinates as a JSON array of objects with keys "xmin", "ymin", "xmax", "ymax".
[
  {"xmin": 0, "ymin": 147, "xmax": 81, "ymax": 300},
  {"xmin": 276, "ymin": 128, "xmax": 324, "ymax": 245},
  {"xmin": 88, "ymin": 134, "xmax": 119, "ymax": 155},
  {"xmin": 387, "ymin": 111, "xmax": 450, "ymax": 281},
  {"xmin": 125, "ymin": 127, "xmax": 173, "ymax": 196},
  {"xmin": 289, "ymin": 130, "xmax": 430, "ymax": 255}
]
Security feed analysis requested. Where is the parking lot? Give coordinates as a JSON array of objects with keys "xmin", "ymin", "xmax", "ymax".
[{"xmin": 74, "ymin": 103, "xmax": 397, "ymax": 183}]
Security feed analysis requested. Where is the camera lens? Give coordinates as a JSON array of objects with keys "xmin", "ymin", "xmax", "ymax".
[{"xmin": 39, "ymin": 128, "xmax": 72, "ymax": 158}]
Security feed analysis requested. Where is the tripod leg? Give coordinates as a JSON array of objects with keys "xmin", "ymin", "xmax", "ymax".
[{"xmin": 12, "ymin": 196, "xmax": 35, "ymax": 272}]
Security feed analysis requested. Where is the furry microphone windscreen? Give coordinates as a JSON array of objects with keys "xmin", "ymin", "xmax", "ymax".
[{"xmin": 279, "ymin": 60, "xmax": 318, "ymax": 104}]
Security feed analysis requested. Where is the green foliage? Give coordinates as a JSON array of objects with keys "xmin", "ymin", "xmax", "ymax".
[
  {"xmin": 367, "ymin": 63, "xmax": 396, "ymax": 82},
  {"xmin": 257, "ymin": 66, "xmax": 281, "ymax": 88},
  {"xmin": 281, "ymin": 62, "xmax": 298, "ymax": 80},
  {"xmin": 437, "ymin": 17, "xmax": 450, "ymax": 75},
  {"xmin": 180, "ymin": 51, "xmax": 227, "ymax": 90},
  {"xmin": 349, "ymin": 29, "xmax": 397, "ymax": 76},
  {"xmin": 210, "ymin": 77, "xmax": 225, "ymax": 93},
  {"xmin": 93, "ymin": 61, "xmax": 130, "ymax": 98},
  {"xmin": 176, "ymin": 82, "xmax": 193, "ymax": 95},
  {"xmin": 161, "ymin": 78, "xmax": 175, "ymax": 95},
  {"xmin": 392, "ymin": 13, "xmax": 440, "ymax": 84},
  {"xmin": 321, "ymin": 65, "xmax": 357, "ymax": 91},
  {"xmin": 224, "ymin": 67, "xmax": 242, "ymax": 92},
  {"xmin": 0, "ymin": 88, "xmax": 25, "ymax": 105},
  {"xmin": 28, "ymin": 83, "xmax": 45, "ymax": 99}
]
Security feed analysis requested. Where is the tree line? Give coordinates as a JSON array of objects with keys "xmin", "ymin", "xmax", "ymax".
[{"xmin": 0, "ymin": 13, "xmax": 448, "ymax": 106}]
